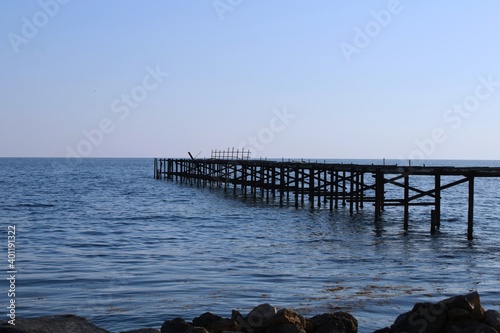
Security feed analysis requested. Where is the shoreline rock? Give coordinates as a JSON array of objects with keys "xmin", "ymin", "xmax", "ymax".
[
  {"xmin": 0, "ymin": 314, "xmax": 111, "ymax": 333},
  {"xmin": 375, "ymin": 291, "xmax": 500, "ymax": 333},
  {"xmin": 1, "ymin": 292, "xmax": 498, "ymax": 333},
  {"xmin": 161, "ymin": 304, "xmax": 356, "ymax": 333}
]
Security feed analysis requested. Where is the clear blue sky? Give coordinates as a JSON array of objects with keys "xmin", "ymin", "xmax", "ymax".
[{"xmin": 1, "ymin": 1, "xmax": 500, "ymax": 159}]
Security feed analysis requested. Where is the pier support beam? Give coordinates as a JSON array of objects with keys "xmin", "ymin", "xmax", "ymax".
[
  {"xmin": 355, "ymin": 172, "xmax": 360, "ymax": 211},
  {"xmin": 334, "ymin": 171, "xmax": 339, "ymax": 209},
  {"xmin": 329, "ymin": 170, "xmax": 334, "ymax": 210},
  {"xmin": 154, "ymin": 158, "xmax": 158, "ymax": 179},
  {"xmin": 375, "ymin": 171, "xmax": 384, "ymax": 219},
  {"xmin": 431, "ymin": 209, "xmax": 437, "ymax": 234},
  {"xmin": 435, "ymin": 174, "xmax": 441, "ymax": 230},
  {"xmin": 294, "ymin": 167, "xmax": 299, "ymax": 208},
  {"xmin": 279, "ymin": 166, "xmax": 285, "ymax": 207},
  {"xmin": 233, "ymin": 163, "xmax": 237, "ymax": 195},
  {"xmin": 349, "ymin": 170, "xmax": 354, "ymax": 216},
  {"xmin": 404, "ymin": 174, "xmax": 409, "ymax": 230},
  {"xmin": 468, "ymin": 176, "xmax": 475, "ymax": 241},
  {"xmin": 342, "ymin": 171, "xmax": 346, "ymax": 206},
  {"xmin": 360, "ymin": 172, "xmax": 364, "ymax": 209},
  {"xmin": 309, "ymin": 167, "xmax": 315, "ymax": 209}
]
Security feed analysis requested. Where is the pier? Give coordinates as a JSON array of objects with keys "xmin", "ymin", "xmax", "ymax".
[{"xmin": 154, "ymin": 156, "xmax": 500, "ymax": 240}]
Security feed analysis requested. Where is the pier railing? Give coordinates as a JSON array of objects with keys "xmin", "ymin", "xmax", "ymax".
[
  {"xmin": 154, "ymin": 158, "xmax": 500, "ymax": 240},
  {"xmin": 210, "ymin": 148, "xmax": 251, "ymax": 160}
]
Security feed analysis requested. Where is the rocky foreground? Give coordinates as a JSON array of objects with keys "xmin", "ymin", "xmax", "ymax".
[{"xmin": 1, "ymin": 292, "xmax": 499, "ymax": 333}]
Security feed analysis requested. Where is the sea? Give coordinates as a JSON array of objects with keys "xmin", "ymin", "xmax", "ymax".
[{"xmin": 1, "ymin": 158, "xmax": 499, "ymax": 333}]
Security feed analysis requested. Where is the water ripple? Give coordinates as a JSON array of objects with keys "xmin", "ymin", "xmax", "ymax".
[{"xmin": 1, "ymin": 158, "xmax": 500, "ymax": 333}]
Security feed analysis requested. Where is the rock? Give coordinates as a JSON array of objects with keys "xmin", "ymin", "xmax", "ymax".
[
  {"xmin": 191, "ymin": 313, "xmax": 237, "ymax": 333},
  {"xmin": 372, "ymin": 328, "xmax": 390, "ymax": 333},
  {"xmin": 265, "ymin": 324, "xmax": 306, "ymax": 333},
  {"xmin": 470, "ymin": 306, "xmax": 485, "ymax": 321},
  {"xmin": 483, "ymin": 310, "xmax": 500, "ymax": 332},
  {"xmin": 441, "ymin": 296, "xmax": 474, "ymax": 312},
  {"xmin": 464, "ymin": 291, "xmax": 481, "ymax": 310},
  {"xmin": 193, "ymin": 313, "xmax": 223, "ymax": 328},
  {"xmin": 206, "ymin": 319, "xmax": 238, "ymax": 333},
  {"xmin": 377, "ymin": 292, "xmax": 500, "ymax": 333},
  {"xmin": 231, "ymin": 310, "xmax": 253, "ymax": 332},
  {"xmin": 266, "ymin": 309, "xmax": 307, "ymax": 333},
  {"xmin": 231, "ymin": 310, "xmax": 241, "ymax": 322},
  {"xmin": 304, "ymin": 319, "xmax": 316, "ymax": 333},
  {"xmin": 444, "ymin": 319, "xmax": 498, "ymax": 333},
  {"xmin": 0, "ymin": 315, "xmax": 110, "ymax": 333},
  {"xmin": 387, "ymin": 302, "xmax": 447, "ymax": 333},
  {"xmin": 391, "ymin": 311, "xmax": 411, "ymax": 329},
  {"xmin": 272, "ymin": 309, "xmax": 306, "ymax": 330},
  {"xmin": 185, "ymin": 327, "xmax": 209, "ymax": 333},
  {"xmin": 161, "ymin": 318, "xmax": 191, "ymax": 333},
  {"xmin": 120, "ymin": 329, "xmax": 160, "ymax": 333},
  {"xmin": 311, "ymin": 312, "xmax": 358, "ymax": 333},
  {"xmin": 442, "ymin": 291, "xmax": 485, "ymax": 321},
  {"xmin": 442, "ymin": 295, "xmax": 474, "ymax": 312},
  {"xmin": 447, "ymin": 308, "xmax": 471, "ymax": 321},
  {"xmin": 466, "ymin": 291, "xmax": 485, "ymax": 320},
  {"xmin": 246, "ymin": 304, "xmax": 277, "ymax": 329}
]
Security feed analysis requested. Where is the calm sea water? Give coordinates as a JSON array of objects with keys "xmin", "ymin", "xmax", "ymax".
[{"xmin": 1, "ymin": 158, "xmax": 500, "ymax": 333}]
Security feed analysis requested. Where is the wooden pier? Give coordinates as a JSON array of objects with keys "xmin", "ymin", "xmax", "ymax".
[{"xmin": 154, "ymin": 157, "xmax": 500, "ymax": 240}]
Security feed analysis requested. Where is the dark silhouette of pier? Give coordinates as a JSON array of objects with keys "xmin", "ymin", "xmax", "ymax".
[{"xmin": 154, "ymin": 157, "xmax": 500, "ymax": 240}]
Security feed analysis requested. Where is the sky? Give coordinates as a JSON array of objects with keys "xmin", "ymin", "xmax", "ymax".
[{"xmin": 1, "ymin": 1, "xmax": 500, "ymax": 160}]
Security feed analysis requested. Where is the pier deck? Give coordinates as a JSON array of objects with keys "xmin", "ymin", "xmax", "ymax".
[{"xmin": 154, "ymin": 158, "xmax": 500, "ymax": 240}]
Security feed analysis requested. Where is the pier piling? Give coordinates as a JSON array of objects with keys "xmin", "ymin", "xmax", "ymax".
[
  {"xmin": 468, "ymin": 176, "xmax": 475, "ymax": 241},
  {"xmin": 154, "ymin": 158, "xmax": 500, "ymax": 240}
]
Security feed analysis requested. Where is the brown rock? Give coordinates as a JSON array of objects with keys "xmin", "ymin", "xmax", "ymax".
[
  {"xmin": 444, "ymin": 319, "xmax": 497, "ymax": 333},
  {"xmin": 0, "ymin": 315, "xmax": 110, "ymax": 333},
  {"xmin": 471, "ymin": 305, "xmax": 485, "ymax": 321},
  {"xmin": 442, "ymin": 295, "xmax": 474, "ymax": 312},
  {"xmin": 272, "ymin": 309, "xmax": 306, "ymax": 330},
  {"xmin": 231, "ymin": 311, "xmax": 253, "ymax": 332},
  {"xmin": 304, "ymin": 319, "xmax": 316, "ymax": 333},
  {"xmin": 206, "ymin": 319, "xmax": 238, "ymax": 333},
  {"xmin": 388, "ymin": 302, "xmax": 447, "ymax": 333},
  {"xmin": 231, "ymin": 310, "xmax": 242, "ymax": 322},
  {"xmin": 447, "ymin": 308, "xmax": 471, "ymax": 321},
  {"xmin": 246, "ymin": 304, "xmax": 277, "ymax": 329},
  {"xmin": 464, "ymin": 291, "xmax": 481, "ymax": 309},
  {"xmin": 193, "ymin": 313, "xmax": 223, "ymax": 328},
  {"xmin": 161, "ymin": 318, "xmax": 191, "ymax": 333},
  {"xmin": 311, "ymin": 312, "xmax": 357, "ymax": 333},
  {"xmin": 185, "ymin": 327, "xmax": 209, "ymax": 333},
  {"xmin": 120, "ymin": 329, "xmax": 160, "ymax": 333},
  {"xmin": 265, "ymin": 324, "xmax": 306, "ymax": 333},
  {"xmin": 483, "ymin": 310, "xmax": 500, "ymax": 332},
  {"xmin": 466, "ymin": 291, "xmax": 485, "ymax": 320}
]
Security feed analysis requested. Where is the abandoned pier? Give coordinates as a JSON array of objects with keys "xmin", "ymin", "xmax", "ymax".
[{"xmin": 154, "ymin": 155, "xmax": 500, "ymax": 240}]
